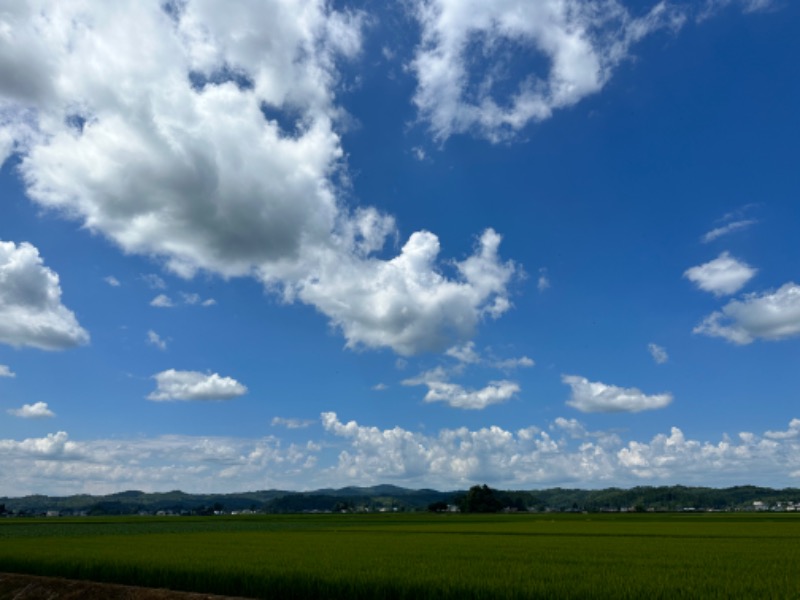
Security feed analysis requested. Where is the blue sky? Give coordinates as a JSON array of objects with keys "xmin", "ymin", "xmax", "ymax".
[{"xmin": 1, "ymin": 0, "xmax": 799, "ymax": 495}]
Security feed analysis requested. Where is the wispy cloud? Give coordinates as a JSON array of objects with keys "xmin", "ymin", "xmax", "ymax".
[
  {"xmin": 271, "ymin": 417, "xmax": 315, "ymax": 429},
  {"xmin": 142, "ymin": 274, "xmax": 166, "ymax": 290},
  {"xmin": 698, "ymin": 0, "xmax": 776, "ymax": 21},
  {"xmin": 0, "ymin": 365, "xmax": 15, "ymax": 378},
  {"xmin": 445, "ymin": 341, "xmax": 533, "ymax": 371},
  {"xmin": 445, "ymin": 341, "xmax": 480, "ymax": 364},
  {"xmin": 181, "ymin": 293, "xmax": 216, "ymax": 307},
  {"xmin": 493, "ymin": 356, "xmax": 535, "ymax": 371},
  {"xmin": 537, "ymin": 268, "xmax": 551, "ymax": 292},
  {"xmin": 701, "ymin": 219, "xmax": 757, "ymax": 243},
  {"xmin": 147, "ymin": 330, "xmax": 167, "ymax": 351},
  {"xmin": 648, "ymin": 343, "xmax": 668, "ymax": 365}
]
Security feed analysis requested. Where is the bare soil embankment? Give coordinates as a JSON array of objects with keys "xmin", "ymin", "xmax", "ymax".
[{"xmin": 0, "ymin": 573, "xmax": 256, "ymax": 600}]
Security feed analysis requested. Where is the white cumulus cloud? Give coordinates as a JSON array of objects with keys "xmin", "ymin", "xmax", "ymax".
[
  {"xmin": 694, "ymin": 283, "xmax": 800, "ymax": 344},
  {"xmin": 764, "ymin": 419, "xmax": 800, "ymax": 440},
  {"xmin": 410, "ymin": 0, "xmax": 685, "ymax": 142},
  {"xmin": 150, "ymin": 294, "xmax": 175, "ymax": 308},
  {"xmin": 562, "ymin": 375, "xmax": 672, "ymax": 413},
  {"xmin": 684, "ymin": 252, "xmax": 757, "ymax": 296},
  {"xmin": 148, "ymin": 369, "xmax": 247, "ymax": 402},
  {"xmin": 0, "ymin": 365, "xmax": 15, "ymax": 378},
  {"xmin": 0, "ymin": 240, "xmax": 90, "ymax": 350},
  {"xmin": 8, "ymin": 402, "xmax": 56, "ymax": 419}
]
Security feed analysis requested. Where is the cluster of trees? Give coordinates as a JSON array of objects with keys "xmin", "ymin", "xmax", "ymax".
[{"xmin": 429, "ymin": 485, "xmax": 525, "ymax": 513}]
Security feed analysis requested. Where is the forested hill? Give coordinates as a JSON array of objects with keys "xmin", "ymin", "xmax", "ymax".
[{"xmin": 2, "ymin": 485, "xmax": 799, "ymax": 516}]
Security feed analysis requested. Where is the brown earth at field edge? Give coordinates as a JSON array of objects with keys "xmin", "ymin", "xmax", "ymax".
[{"xmin": 0, "ymin": 573, "xmax": 258, "ymax": 600}]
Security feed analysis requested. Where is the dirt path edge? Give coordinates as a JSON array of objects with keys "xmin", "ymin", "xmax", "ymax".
[{"xmin": 0, "ymin": 572, "xmax": 258, "ymax": 600}]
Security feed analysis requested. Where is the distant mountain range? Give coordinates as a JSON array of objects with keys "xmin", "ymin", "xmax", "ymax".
[{"xmin": 2, "ymin": 484, "xmax": 799, "ymax": 516}]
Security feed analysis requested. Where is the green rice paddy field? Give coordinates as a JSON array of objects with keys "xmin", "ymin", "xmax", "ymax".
[{"xmin": 1, "ymin": 513, "xmax": 798, "ymax": 599}]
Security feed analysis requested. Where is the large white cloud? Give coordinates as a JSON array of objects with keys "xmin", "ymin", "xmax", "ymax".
[
  {"xmin": 294, "ymin": 228, "xmax": 516, "ymax": 355},
  {"xmin": 4, "ymin": 0, "xmax": 352, "ymax": 279},
  {"xmin": 684, "ymin": 252, "xmax": 757, "ymax": 296},
  {"xmin": 148, "ymin": 369, "xmax": 248, "ymax": 402},
  {"xmin": 0, "ymin": 1, "xmax": 516, "ymax": 356},
  {"xmin": 410, "ymin": 0, "xmax": 685, "ymax": 142},
  {"xmin": 694, "ymin": 283, "xmax": 800, "ymax": 344},
  {"xmin": 562, "ymin": 375, "xmax": 672, "ymax": 413},
  {"xmin": 0, "ymin": 240, "xmax": 90, "ymax": 350}
]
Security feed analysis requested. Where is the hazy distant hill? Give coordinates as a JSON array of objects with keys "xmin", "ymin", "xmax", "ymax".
[
  {"xmin": 2, "ymin": 484, "xmax": 799, "ymax": 516},
  {"xmin": 0, "ymin": 485, "xmax": 453, "ymax": 516}
]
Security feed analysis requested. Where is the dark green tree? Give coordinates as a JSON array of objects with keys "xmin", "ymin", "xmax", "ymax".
[{"xmin": 460, "ymin": 485, "xmax": 503, "ymax": 513}]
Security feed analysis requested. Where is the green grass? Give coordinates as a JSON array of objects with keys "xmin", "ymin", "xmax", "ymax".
[{"xmin": 1, "ymin": 513, "xmax": 798, "ymax": 598}]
